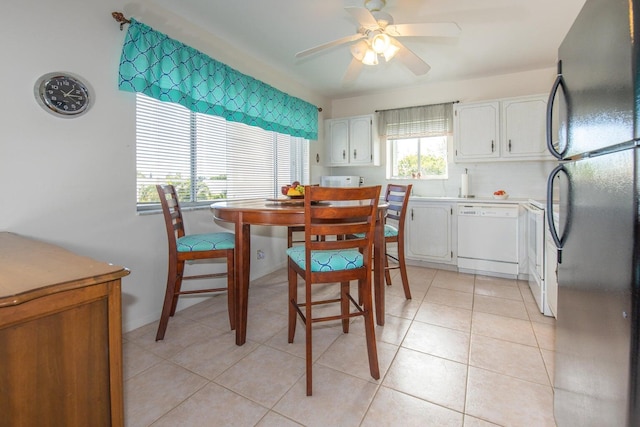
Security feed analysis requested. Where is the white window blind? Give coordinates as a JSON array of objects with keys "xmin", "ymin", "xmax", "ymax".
[{"xmin": 136, "ymin": 93, "xmax": 309, "ymax": 210}]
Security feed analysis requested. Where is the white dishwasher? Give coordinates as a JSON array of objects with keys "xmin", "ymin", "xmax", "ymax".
[{"xmin": 457, "ymin": 203, "xmax": 519, "ymax": 276}]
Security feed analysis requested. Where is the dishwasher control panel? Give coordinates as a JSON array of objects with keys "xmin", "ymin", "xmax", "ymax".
[{"xmin": 458, "ymin": 204, "xmax": 519, "ymax": 217}]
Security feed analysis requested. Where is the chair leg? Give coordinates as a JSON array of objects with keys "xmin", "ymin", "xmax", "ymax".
[
  {"xmin": 384, "ymin": 248, "xmax": 393, "ymax": 287},
  {"xmin": 397, "ymin": 239, "xmax": 411, "ymax": 300},
  {"xmin": 341, "ymin": 281, "xmax": 350, "ymax": 333},
  {"xmin": 305, "ymin": 280, "xmax": 313, "ymax": 396},
  {"xmin": 226, "ymin": 250, "xmax": 236, "ymax": 330},
  {"xmin": 288, "ymin": 262, "xmax": 298, "ymax": 343},
  {"xmin": 169, "ymin": 260, "xmax": 186, "ymax": 316},
  {"xmin": 361, "ymin": 277, "xmax": 380, "ymax": 381},
  {"xmin": 156, "ymin": 258, "xmax": 179, "ymax": 341},
  {"xmin": 288, "ymin": 268, "xmax": 298, "ymax": 344}
]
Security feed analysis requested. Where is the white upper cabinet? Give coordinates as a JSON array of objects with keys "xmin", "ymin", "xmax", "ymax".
[
  {"xmin": 501, "ymin": 96, "xmax": 549, "ymax": 159},
  {"xmin": 454, "ymin": 101, "xmax": 500, "ymax": 160},
  {"xmin": 325, "ymin": 114, "xmax": 379, "ymax": 166},
  {"xmin": 454, "ymin": 94, "xmax": 553, "ymax": 162}
]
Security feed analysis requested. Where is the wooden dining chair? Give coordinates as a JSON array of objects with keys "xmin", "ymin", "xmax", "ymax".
[
  {"xmin": 286, "ymin": 185, "xmax": 381, "ymax": 395},
  {"xmin": 155, "ymin": 184, "xmax": 235, "ymax": 341},
  {"xmin": 382, "ymin": 184, "xmax": 413, "ymax": 299}
]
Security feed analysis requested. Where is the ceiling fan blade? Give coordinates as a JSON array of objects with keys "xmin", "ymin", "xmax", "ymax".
[
  {"xmin": 394, "ymin": 42, "xmax": 431, "ymax": 75},
  {"xmin": 343, "ymin": 58, "xmax": 364, "ymax": 85},
  {"xmin": 345, "ymin": 6, "xmax": 379, "ymax": 29},
  {"xmin": 295, "ymin": 33, "xmax": 365, "ymax": 58},
  {"xmin": 386, "ymin": 22, "xmax": 461, "ymax": 38}
]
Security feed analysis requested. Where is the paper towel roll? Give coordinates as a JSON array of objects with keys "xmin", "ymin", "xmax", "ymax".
[{"xmin": 461, "ymin": 173, "xmax": 469, "ymax": 197}]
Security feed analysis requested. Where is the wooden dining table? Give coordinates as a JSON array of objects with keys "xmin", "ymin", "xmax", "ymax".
[{"xmin": 211, "ymin": 198, "xmax": 389, "ymax": 346}]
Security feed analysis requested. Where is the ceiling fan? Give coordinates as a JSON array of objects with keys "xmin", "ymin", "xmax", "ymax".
[{"xmin": 295, "ymin": 0, "xmax": 461, "ymax": 83}]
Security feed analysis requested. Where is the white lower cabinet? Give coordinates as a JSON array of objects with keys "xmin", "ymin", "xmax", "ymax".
[{"xmin": 405, "ymin": 201, "xmax": 455, "ymax": 264}]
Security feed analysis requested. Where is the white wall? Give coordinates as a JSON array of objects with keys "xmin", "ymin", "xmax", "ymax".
[
  {"xmin": 0, "ymin": 0, "xmax": 328, "ymax": 332},
  {"xmin": 321, "ymin": 68, "xmax": 559, "ymax": 200},
  {"xmin": 0, "ymin": 0, "xmax": 556, "ymax": 333}
]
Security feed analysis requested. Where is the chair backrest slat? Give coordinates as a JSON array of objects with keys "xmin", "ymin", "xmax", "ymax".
[
  {"xmin": 156, "ymin": 185, "xmax": 186, "ymax": 250},
  {"xmin": 384, "ymin": 184, "xmax": 412, "ymax": 229},
  {"xmin": 303, "ymin": 185, "xmax": 381, "ymax": 270}
]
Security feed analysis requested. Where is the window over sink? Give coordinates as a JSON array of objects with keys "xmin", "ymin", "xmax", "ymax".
[
  {"xmin": 378, "ymin": 102, "xmax": 453, "ymax": 180},
  {"xmin": 388, "ymin": 136, "xmax": 449, "ymax": 179}
]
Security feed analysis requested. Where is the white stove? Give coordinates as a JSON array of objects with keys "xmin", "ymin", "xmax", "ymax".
[{"xmin": 524, "ymin": 199, "xmax": 553, "ymax": 317}]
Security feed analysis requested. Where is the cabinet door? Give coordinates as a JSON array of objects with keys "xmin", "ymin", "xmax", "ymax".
[
  {"xmin": 454, "ymin": 102, "xmax": 500, "ymax": 161},
  {"xmin": 502, "ymin": 96, "xmax": 550, "ymax": 159},
  {"xmin": 349, "ymin": 115, "xmax": 373, "ymax": 165},
  {"xmin": 328, "ymin": 119, "xmax": 350, "ymax": 165},
  {"xmin": 406, "ymin": 203, "xmax": 453, "ymax": 263}
]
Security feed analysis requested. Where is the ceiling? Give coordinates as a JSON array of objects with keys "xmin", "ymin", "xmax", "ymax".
[{"xmin": 148, "ymin": 0, "xmax": 587, "ymax": 99}]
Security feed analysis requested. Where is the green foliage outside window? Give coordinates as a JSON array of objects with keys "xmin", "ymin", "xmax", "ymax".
[
  {"xmin": 397, "ymin": 154, "xmax": 447, "ymax": 178},
  {"xmin": 137, "ymin": 174, "xmax": 227, "ymax": 203}
]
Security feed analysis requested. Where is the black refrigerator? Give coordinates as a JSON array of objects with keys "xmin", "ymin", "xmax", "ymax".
[{"xmin": 546, "ymin": 0, "xmax": 640, "ymax": 425}]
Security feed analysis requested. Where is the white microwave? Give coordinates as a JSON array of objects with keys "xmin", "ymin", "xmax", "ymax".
[{"xmin": 319, "ymin": 175, "xmax": 362, "ymax": 188}]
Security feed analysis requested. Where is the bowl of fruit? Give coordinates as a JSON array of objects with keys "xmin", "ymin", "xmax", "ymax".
[
  {"xmin": 281, "ymin": 182, "xmax": 305, "ymax": 199},
  {"xmin": 493, "ymin": 190, "xmax": 509, "ymax": 200}
]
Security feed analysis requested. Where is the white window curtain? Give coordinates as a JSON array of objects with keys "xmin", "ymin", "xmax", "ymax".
[{"xmin": 377, "ymin": 102, "xmax": 454, "ymax": 138}]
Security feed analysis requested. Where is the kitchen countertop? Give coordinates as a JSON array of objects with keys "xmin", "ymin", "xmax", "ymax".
[{"xmin": 410, "ymin": 196, "xmax": 531, "ymax": 204}]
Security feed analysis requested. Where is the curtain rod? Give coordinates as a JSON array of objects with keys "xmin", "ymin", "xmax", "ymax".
[
  {"xmin": 112, "ymin": 12, "xmax": 131, "ymax": 31},
  {"xmin": 110, "ymin": 11, "xmax": 322, "ymax": 113},
  {"xmin": 375, "ymin": 100, "xmax": 459, "ymax": 113}
]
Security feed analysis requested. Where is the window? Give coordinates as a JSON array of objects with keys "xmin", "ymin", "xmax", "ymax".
[
  {"xmin": 136, "ymin": 93, "xmax": 309, "ymax": 210},
  {"xmin": 378, "ymin": 102, "xmax": 453, "ymax": 180},
  {"xmin": 389, "ymin": 136, "xmax": 449, "ymax": 179}
]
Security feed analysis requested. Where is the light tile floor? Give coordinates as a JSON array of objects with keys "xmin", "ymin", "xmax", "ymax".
[{"xmin": 123, "ymin": 265, "xmax": 557, "ymax": 427}]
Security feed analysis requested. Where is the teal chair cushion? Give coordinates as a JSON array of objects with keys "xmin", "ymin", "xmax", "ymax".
[
  {"xmin": 383, "ymin": 224, "xmax": 399, "ymax": 237},
  {"xmin": 286, "ymin": 246, "xmax": 364, "ymax": 272},
  {"xmin": 177, "ymin": 232, "xmax": 235, "ymax": 252},
  {"xmin": 352, "ymin": 224, "xmax": 398, "ymax": 239}
]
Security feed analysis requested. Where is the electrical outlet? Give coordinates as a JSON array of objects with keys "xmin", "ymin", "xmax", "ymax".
[{"xmin": 257, "ymin": 249, "xmax": 265, "ymax": 260}]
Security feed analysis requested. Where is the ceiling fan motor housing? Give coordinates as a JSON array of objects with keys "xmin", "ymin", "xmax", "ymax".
[{"xmin": 364, "ymin": 0, "xmax": 386, "ymax": 12}]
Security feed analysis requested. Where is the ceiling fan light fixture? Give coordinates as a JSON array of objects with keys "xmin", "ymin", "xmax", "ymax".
[
  {"xmin": 362, "ymin": 47, "xmax": 379, "ymax": 65},
  {"xmin": 371, "ymin": 33, "xmax": 390, "ymax": 54},
  {"xmin": 350, "ymin": 40, "xmax": 368, "ymax": 61},
  {"xmin": 383, "ymin": 42, "xmax": 400, "ymax": 62}
]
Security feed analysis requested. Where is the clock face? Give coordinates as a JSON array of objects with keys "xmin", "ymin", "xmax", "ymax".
[{"xmin": 35, "ymin": 73, "xmax": 91, "ymax": 117}]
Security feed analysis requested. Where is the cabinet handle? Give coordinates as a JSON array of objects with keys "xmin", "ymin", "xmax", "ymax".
[
  {"xmin": 353, "ymin": 149, "xmax": 357, "ymax": 159},
  {"xmin": 491, "ymin": 140, "xmax": 495, "ymax": 152},
  {"xmin": 411, "ymin": 208, "xmax": 414, "ymax": 220},
  {"xmin": 508, "ymin": 139, "xmax": 512, "ymax": 152},
  {"xmin": 342, "ymin": 149, "xmax": 346, "ymax": 160}
]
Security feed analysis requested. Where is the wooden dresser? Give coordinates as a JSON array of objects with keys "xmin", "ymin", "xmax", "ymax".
[{"xmin": 0, "ymin": 232, "xmax": 130, "ymax": 427}]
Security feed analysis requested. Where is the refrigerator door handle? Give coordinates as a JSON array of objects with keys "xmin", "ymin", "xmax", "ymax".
[
  {"xmin": 546, "ymin": 67, "xmax": 566, "ymax": 160},
  {"xmin": 546, "ymin": 164, "xmax": 567, "ymax": 258}
]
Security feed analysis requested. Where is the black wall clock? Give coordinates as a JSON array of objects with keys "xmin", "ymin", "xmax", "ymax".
[{"xmin": 34, "ymin": 72, "xmax": 92, "ymax": 118}]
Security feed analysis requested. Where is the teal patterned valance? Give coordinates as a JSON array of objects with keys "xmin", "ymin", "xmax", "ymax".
[{"xmin": 118, "ymin": 19, "xmax": 318, "ymax": 140}]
